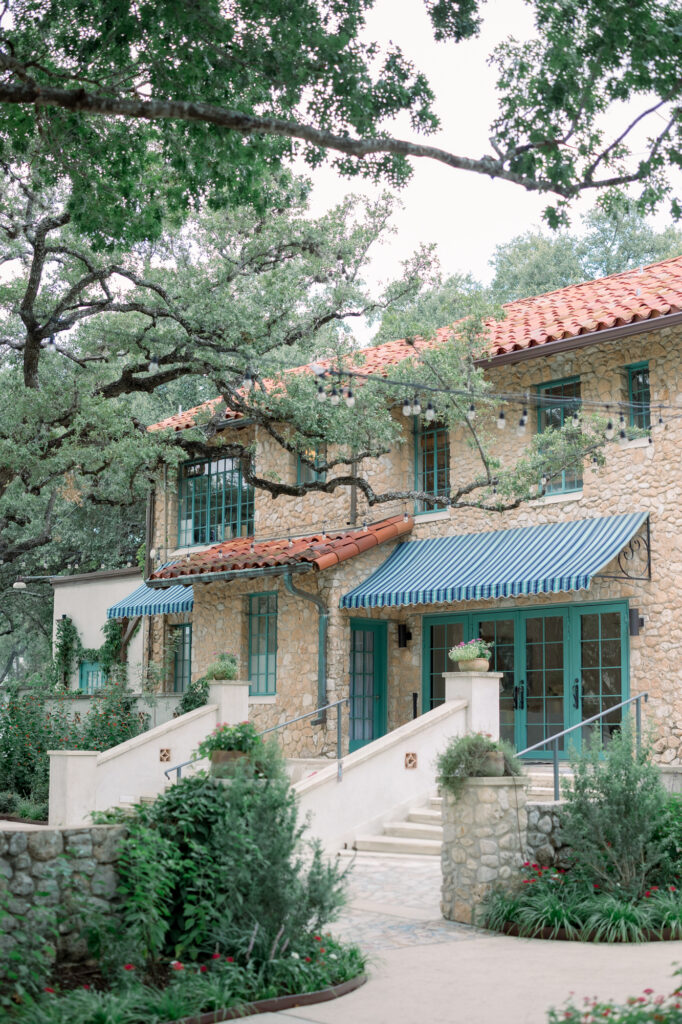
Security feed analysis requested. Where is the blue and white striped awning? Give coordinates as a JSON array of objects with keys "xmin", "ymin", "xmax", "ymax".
[
  {"xmin": 107, "ymin": 582, "xmax": 194, "ymax": 619},
  {"xmin": 340, "ymin": 512, "xmax": 649, "ymax": 610}
]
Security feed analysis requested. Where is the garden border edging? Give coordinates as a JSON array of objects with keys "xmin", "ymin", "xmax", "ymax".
[{"xmin": 161, "ymin": 973, "xmax": 367, "ymax": 1023}]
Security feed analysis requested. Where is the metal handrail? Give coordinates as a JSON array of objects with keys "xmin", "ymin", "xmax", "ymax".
[
  {"xmin": 164, "ymin": 698, "xmax": 348, "ymax": 784},
  {"xmin": 518, "ymin": 691, "xmax": 649, "ymax": 800}
]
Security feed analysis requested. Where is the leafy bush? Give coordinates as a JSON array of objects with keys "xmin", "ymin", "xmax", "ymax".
[
  {"xmin": 99, "ymin": 744, "xmax": 348, "ymax": 966},
  {"xmin": 436, "ymin": 732, "xmax": 522, "ymax": 797},
  {"xmin": 549, "ymin": 971, "xmax": 682, "ymax": 1023},
  {"xmin": 0, "ymin": 876, "xmax": 60, "ymax": 1010},
  {"xmin": 196, "ymin": 720, "xmax": 262, "ymax": 757},
  {"xmin": 176, "ymin": 676, "xmax": 210, "ymax": 715},
  {"xmin": 203, "ymin": 653, "xmax": 238, "ymax": 680},
  {"xmin": 560, "ymin": 721, "xmax": 667, "ymax": 896}
]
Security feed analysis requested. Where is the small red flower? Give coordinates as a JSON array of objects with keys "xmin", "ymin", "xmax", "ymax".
[
  {"xmin": 44, "ymin": 987, "xmax": 55, "ymax": 993},
  {"xmin": 200, "ymin": 965, "xmax": 208, "ymax": 973},
  {"xmin": 123, "ymin": 964, "xmax": 135, "ymax": 971},
  {"xmin": 211, "ymin": 953, "xmax": 221, "ymax": 959},
  {"xmin": 644, "ymin": 989, "xmax": 654, "ymax": 995},
  {"xmin": 305, "ymin": 956, "xmax": 312, "ymax": 962},
  {"xmin": 670, "ymin": 885, "xmax": 677, "ymax": 892},
  {"xmin": 645, "ymin": 890, "xmax": 652, "ymax": 897},
  {"xmin": 319, "ymin": 948, "xmax": 325, "ymax": 953},
  {"xmin": 172, "ymin": 962, "xmax": 184, "ymax": 971},
  {"xmin": 83, "ymin": 984, "xmax": 90, "ymax": 990},
  {"xmin": 226, "ymin": 956, "xmax": 234, "ymax": 963},
  {"xmin": 314, "ymin": 935, "xmax": 322, "ymax": 941},
  {"xmin": 593, "ymin": 883, "xmax": 600, "ymax": 889},
  {"xmin": 651, "ymin": 887, "xmax": 659, "ymax": 892}
]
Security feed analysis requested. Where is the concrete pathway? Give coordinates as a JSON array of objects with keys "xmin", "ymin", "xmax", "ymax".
[
  {"xmin": 0, "ymin": 819, "xmax": 50, "ymax": 830},
  {"xmin": 249, "ymin": 853, "xmax": 682, "ymax": 1024}
]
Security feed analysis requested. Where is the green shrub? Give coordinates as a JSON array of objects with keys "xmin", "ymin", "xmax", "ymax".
[
  {"xmin": 549, "ymin": 970, "xmax": 682, "ymax": 1023},
  {"xmin": 177, "ymin": 676, "xmax": 210, "ymax": 715},
  {"xmin": 436, "ymin": 732, "xmax": 522, "ymax": 798},
  {"xmin": 560, "ymin": 722, "xmax": 667, "ymax": 896},
  {"xmin": 0, "ymin": 878, "xmax": 59, "ymax": 1010},
  {"xmin": 203, "ymin": 653, "xmax": 238, "ymax": 680}
]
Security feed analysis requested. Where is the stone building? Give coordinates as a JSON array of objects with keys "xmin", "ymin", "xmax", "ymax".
[{"xmin": 108, "ymin": 255, "xmax": 682, "ymax": 764}]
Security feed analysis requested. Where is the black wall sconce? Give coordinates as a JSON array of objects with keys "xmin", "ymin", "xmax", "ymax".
[
  {"xmin": 629, "ymin": 607, "xmax": 645, "ymax": 636},
  {"xmin": 397, "ymin": 623, "xmax": 412, "ymax": 648}
]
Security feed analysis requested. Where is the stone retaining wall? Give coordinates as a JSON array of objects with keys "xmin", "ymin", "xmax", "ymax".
[
  {"xmin": 526, "ymin": 801, "xmax": 571, "ymax": 868},
  {"xmin": 0, "ymin": 825, "xmax": 125, "ymax": 961}
]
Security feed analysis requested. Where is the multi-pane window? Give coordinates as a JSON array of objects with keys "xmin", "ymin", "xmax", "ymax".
[
  {"xmin": 178, "ymin": 458, "xmax": 254, "ymax": 547},
  {"xmin": 537, "ymin": 378, "xmax": 582, "ymax": 494},
  {"xmin": 170, "ymin": 624, "xmax": 192, "ymax": 693},
  {"xmin": 297, "ymin": 448, "xmax": 327, "ymax": 485},
  {"xmin": 627, "ymin": 362, "xmax": 650, "ymax": 431},
  {"xmin": 248, "ymin": 593, "xmax": 277, "ymax": 695},
  {"xmin": 415, "ymin": 419, "xmax": 450, "ymax": 510},
  {"xmin": 79, "ymin": 661, "xmax": 105, "ymax": 693}
]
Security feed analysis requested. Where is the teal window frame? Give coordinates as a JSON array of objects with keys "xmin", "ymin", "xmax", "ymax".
[
  {"xmin": 413, "ymin": 417, "xmax": 450, "ymax": 512},
  {"xmin": 248, "ymin": 592, "xmax": 277, "ymax": 696},
  {"xmin": 79, "ymin": 660, "xmax": 105, "ymax": 693},
  {"xmin": 170, "ymin": 623, "xmax": 192, "ymax": 694},
  {"xmin": 296, "ymin": 448, "xmax": 327, "ymax": 485},
  {"xmin": 536, "ymin": 376, "xmax": 582, "ymax": 495},
  {"xmin": 178, "ymin": 457, "xmax": 254, "ymax": 547},
  {"xmin": 626, "ymin": 362, "xmax": 651, "ymax": 431}
]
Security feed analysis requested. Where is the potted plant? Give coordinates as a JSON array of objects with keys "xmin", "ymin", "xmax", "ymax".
[
  {"xmin": 448, "ymin": 638, "xmax": 493, "ymax": 672},
  {"xmin": 203, "ymin": 652, "xmax": 238, "ymax": 680},
  {"xmin": 196, "ymin": 720, "xmax": 263, "ymax": 777},
  {"xmin": 436, "ymin": 732, "xmax": 522, "ymax": 798}
]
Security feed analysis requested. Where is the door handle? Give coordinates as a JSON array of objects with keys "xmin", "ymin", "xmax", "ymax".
[
  {"xmin": 573, "ymin": 678, "xmax": 580, "ymax": 710},
  {"xmin": 514, "ymin": 680, "xmax": 525, "ymax": 710}
]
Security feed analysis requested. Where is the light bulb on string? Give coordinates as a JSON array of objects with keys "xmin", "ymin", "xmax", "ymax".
[
  {"xmin": 316, "ymin": 385, "xmax": 326, "ymax": 403},
  {"xmin": 466, "ymin": 403, "xmax": 475, "ymax": 423},
  {"xmin": 411, "ymin": 395, "xmax": 421, "ymax": 417},
  {"xmin": 345, "ymin": 389, "xmax": 355, "ymax": 409},
  {"xmin": 521, "ymin": 407, "xmax": 528, "ymax": 426},
  {"xmin": 496, "ymin": 410, "xmax": 506, "ymax": 430},
  {"xmin": 541, "ymin": 471, "xmax": 548, "ymax": 489},
  {"xmin": 618, "ymin": 428, "xmax": 628, "ymax": 447},
  {"xmin": 330, "ymin": 388, "xmax": 340, "ymax": 406},
  {"xmin": 517, "ymin": 417, "xmax": 526, "ymax": 437},
  {"xmin": 658, "ymin": 408, "xmax": 664, "ymax": 428},
  {"xmin": 425, "ymin": 402, "xmax": 435, "ymax": 422},
  {"xmin": 605, "ymin": 419, "xmax": 615, "ymax": 440},
  {"xmin": 402, "ymin": 397, "xmax": 412, "ymax": 417},
  {"xmin": 47, "ymin": 334, "xmax": 57, "ymax": 353},
  {"xmin": 148, "ymin": 354, "xmax": 159, "ymax": 373},
  {"xmin": 571, "ymin": 409, "xmax": 580, "ymax": 427}
]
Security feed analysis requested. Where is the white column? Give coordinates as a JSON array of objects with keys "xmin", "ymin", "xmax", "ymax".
[
  {"xmin": 208, "ymin": 679, "xmax": 250, "ymax": 723},
  {"xmin": 48, "ymin": 750, "xmax": 99, "ymax": 826},
  {"xmin": 443, "ymin": 671, "xmax": 502, "ymax": 740}
]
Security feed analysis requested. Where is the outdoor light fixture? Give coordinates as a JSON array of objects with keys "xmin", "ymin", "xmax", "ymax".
[
  {"xmin": 316, "ymin": 385, "xmax": 326, "ymax": 402},
  {"xmin": 330, "ymin": 388, "xmax": 340, "ymax": 406},
  {"xmin": 425, "ymin": 402, "xmax": 435, "ymax": 421},
  {"xmin": 629, "ymin": 608, "xmax": 645, "ymax": 636},
  {"xmin": 466, "ymin": 403, "xmax": 475, "ymax": 422},
  {"xmin": 618, "ymin": 429, "xmax": 628, "ymax": 447},
  {"xmin": 345, "ymin": 389, "xmax": 355, "ymax": 408},
  {"xmin": 411, "ymin": 395, "xmax": 421, "ymax": 416},
  {"xmin": 148, "ymin": 355, "xmax": 159, "ymax": 373},
  {"xmin": 12, "ymin": 580, "xmax": 26, "ymax": 590},
  {"xmin": 47, "ymin": 334, "xmax": 57, "ymax": 352},
  {"xmin": 517, "ymin": 417, "xmax": 526, "ymax": 437},
  {"xmin": 402, "ymin": 398, "xmax": 412, "ymax": 417},
  {"xmin": 397, "ymin": 623, "xmax": 412, "ymax": 648},
  {"xmin": 496, "ymin": 410, "xmax": 506, "ymax": 429},
  {"xmin": 605, "ymin": 420, "xmax": 615, "ymax": 440},
  {"xmin": 520, "ymin": 407, "xmax": 528, "ymax": 426}
]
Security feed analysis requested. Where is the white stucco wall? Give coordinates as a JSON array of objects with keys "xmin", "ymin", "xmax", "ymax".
[{"xmin": 51, "ymin": 568, "xmax": 145, "ymax": 689}]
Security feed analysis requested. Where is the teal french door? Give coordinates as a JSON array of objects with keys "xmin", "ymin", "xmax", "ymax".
[
  {"xmin": 349, "ymin": 620, "xmax": 388, "ymax": 752},
  {"xmin": 422, "ymin": 601, "xmax": 629, "ymax": 757}
]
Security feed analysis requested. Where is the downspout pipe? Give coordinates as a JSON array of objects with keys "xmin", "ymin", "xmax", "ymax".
[{"xmin": 284, "ymin": 573, "xmax": 328, "ymax": 724}]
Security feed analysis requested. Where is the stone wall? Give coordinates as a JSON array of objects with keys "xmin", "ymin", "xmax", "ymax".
[
  {"xmin": 440, "ymin": 778, "xmax": 529, "ymax": 925},
  {"xmin": 526, "ymin": 801, "xmax": 571, "ymax": 869},
  {"xmin": 0, "ymin": 825, "xmax": 125, "ymax": 961}
]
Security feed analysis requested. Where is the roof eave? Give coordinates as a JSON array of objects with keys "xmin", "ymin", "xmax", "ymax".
[{"xmin": 146, "ymin": 561, "xmax": 313, "ymax": 589}]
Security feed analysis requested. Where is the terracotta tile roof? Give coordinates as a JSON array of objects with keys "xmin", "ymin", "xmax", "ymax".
[
  {"xmin": 149, "ymin": 254, "xmax": 682, "ymax": 433},
  {"xmin": 149, "ymin": 514, "xmax": 413, "ymax": 581}
]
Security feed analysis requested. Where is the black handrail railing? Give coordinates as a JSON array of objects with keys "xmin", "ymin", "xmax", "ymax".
[
  {"xmin": 518, "ymin": 692, "xmax": 649, "ymax": 800},
  {"xmin": 163, "ymin": 698, "xmax": 348, "ymax": 784}
]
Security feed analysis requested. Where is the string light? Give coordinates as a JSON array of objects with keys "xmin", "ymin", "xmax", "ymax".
[
  {"xmin": 412, "ymin": 395, "xmax": 422, "ymax": 416},
  {"xmin": 316, "ymin": 385, "xmax": 326, "ymax": 403},
  {"xmin": 148, "ymin": 355, "xmax": 159, "ymax": 373},
  {"xmin": 540, "ymin": 472, "xmax": 548, "ymax": 489},
  {"xmin": 330, "ymin": 388, "xmax": 340, "ymax": 406},
  {"xmin": 571, "ymin": 409, "xmax": 580, "ymax": 426},
  {"xmin": 496, "ymin": 410, "xmax": 506, "ymax": 430},
  {"xmin": 605, "ymin": 419, "xmax": 615, "ymax": 440},
  {"xmin": 47, "ymin": 334, "xmax": 57, "ymax": 353},
  {"xmin": 425, "ymin": 402, "xmax": 435, "ymax": 422},
  {"xmin": 520, "ymin": 407, "xmax": 528, "ymax": 426},
  {"xmin": 658, "ymin": 408, "xmax": 664, "ymax": 428},
  {"xmin": 618, "ymin": 428, "xmax": 628, "ymax": 447},
  {"xmin": 402, "ymin": 397, "xmax": 412, "ymax": 417},
  {"xmin": 516, "ymin": 417, "xmax": 526, "ymax": 437},
  {"xmin": 466, "ymin": 403, "xmax": 476, "ymax": 423},
  {"xmin": 345, "ymin": 389, "xmax": 355, "ymax": 409}
]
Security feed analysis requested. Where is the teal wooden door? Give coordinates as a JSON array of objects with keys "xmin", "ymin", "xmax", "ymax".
[
  {"xmin": 520, "ymin": 609, "xmax": 570, "ymax": 756},
  {"xmin": 349, "ymin": 620, "xmax": 387, "ymax": 752},
  {"xmin": 569, "ymin": 603, "xmax": 629, "ymax": 749}
]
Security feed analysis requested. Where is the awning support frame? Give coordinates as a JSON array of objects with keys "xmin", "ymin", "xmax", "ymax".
[{"xmin": 593, "ymin": 516, "xmax": 651, "ymax": 583}]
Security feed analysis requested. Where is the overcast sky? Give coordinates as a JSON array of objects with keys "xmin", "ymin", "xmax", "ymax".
[{"xmin": 305, "ymin": 0, "xmax": 677, "ymax": 302}]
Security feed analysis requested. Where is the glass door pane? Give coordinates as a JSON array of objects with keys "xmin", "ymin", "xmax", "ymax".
[
  {"xmin": 577, "ymin": 608, "xmax": 626, "ymax": 746},
  {"xmin": 428, "ymin": 620, "xmax": 465, "ymax": 710},
  {"xmin": 478, "ymin": 618, "xmax": 515, "ymax": 746},
  {"xmin": 523, "ymin": 613, "xmax": 567, "ymax": 753},
  {"xmin": 349, "ymin": 622, "xmax": 387, "ymax": 751}
]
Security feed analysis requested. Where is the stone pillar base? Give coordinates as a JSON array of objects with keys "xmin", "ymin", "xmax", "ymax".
[{"xmin": 440, "ymin": 776, "xmax": 529, "ymax": 925}]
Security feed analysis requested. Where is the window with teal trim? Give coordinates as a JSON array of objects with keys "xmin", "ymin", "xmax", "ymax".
[
  {"xmin": 178, "ymin": 458, "xmax": 254, "ymax": 547},
  {"xmin": 248, "ymin": 593, "xmax": 277, "ymax": 695},
  {"xmin": 297, "ymin": 447, "xmax": 327, "ymax": 485},
  {"xmin": 415, "ymin": 419, "xmax": 450, "ymax": 510},
  {"xmin": 626, "ymin": 362, "xmax": 650, "ymax": 432},
  {"xmin": 170, "ymin": 624, "xmax": 192, "ymax": 693},
  {"xmin": 537, "ymin": 378, "xmax": 582, "ymax": 494},
  {"xmin": 79, "ymin": 661, "xmax": 105, "ymax": 693}
]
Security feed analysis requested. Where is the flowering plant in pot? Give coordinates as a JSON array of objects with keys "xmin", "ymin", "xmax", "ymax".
[
  {"xmin": 203, "ymin": 652, "xmax": 238, "ymax": 680},
  {"xmin": 196, "ymin": 721, "xmax": 263, "ymax": 777},
  {"xmin": 436, "ymin": 732, "xmax": 522, "ymax": 797},
  {"xmin": 448, "ymin": 638, "xmax": 493, "ymax": 672}
]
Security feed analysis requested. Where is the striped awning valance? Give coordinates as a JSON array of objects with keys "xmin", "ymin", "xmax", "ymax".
[
  {"xmin": 340, "ymin": 512, "xmax": 649, "ymax": 610},
  {"xmin": 106, "ymin": 582, "xmax": 194, "ymax": 619}
]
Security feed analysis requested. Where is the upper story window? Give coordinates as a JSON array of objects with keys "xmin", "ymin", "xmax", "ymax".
[
  {"xmin": 415, "ymin": 419, "xmax": 450, "ymax": 510},
  {"xmin": 296, "ymin": 447, "xmax": 327, "ymax": 485},
  {"xmin": 537, "ymin": 377, "xmax": 582, "ymax": 495},
  {"xmin": 178, "ymin": 458, "xmax": 254, "ymax": 547},
  {"xmin": 626, "ymin": 362, "xmax": 650, "ymax": 432}
]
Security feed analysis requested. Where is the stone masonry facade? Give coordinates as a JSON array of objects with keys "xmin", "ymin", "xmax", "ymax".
[
  {"xmin": 0, "ymin": 825, "xmax": 125, "ymax": 962},
  {"xmin": 145, "ymin": 324, "xmax": 682, "ymax": 761}
]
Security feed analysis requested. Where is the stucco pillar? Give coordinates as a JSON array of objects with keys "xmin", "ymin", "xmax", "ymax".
[
  {"xmin": 48, "ymin": 750, "xmax": 99, "ymax": 827},
  {"xmin": 208, "ymin": 679, "xmax": 250, "ymax": 724},
  {"xmin": 444, "ymin": 670, "xmax": 502, "ymax": 740}
]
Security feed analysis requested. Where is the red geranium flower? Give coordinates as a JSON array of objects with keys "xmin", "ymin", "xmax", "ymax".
[
  {"xmin": 123, "ymin": 964, "xmax": 135, "ymax": 971},
  {"xmin": 200, "ymin": 965, "xmax": 207, "ymax": 973},
  {"xmin": 44, "ymin": 987, "xmax": 55, "ymax": 993},
  {"xmin": 211, "ymin": 953, "xmax": 221, "ymax": 959},
  {"xmin": 172, "ymin": 962, "xmax": 184, "ymax": 971},
  {"xmin": 305, "ymin": 956, "xmax": 312, "ymax": 962},
  {"xmin": 226, "ymin": 956, "xmax": 234, "ymax": 963}
]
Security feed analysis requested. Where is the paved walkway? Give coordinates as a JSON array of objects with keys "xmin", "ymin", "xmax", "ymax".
[{"xmin": 249, "ymin": 853, "xmax": 682, "ymax": 1024}]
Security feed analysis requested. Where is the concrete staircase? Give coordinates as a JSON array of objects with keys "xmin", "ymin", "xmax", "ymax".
[{"xmin": 350, "ymin": 766, "xmax": 573, "ymax": 858}]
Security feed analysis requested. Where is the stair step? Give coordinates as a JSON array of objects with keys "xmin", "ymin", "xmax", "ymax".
[
  {"xmin": 354, "ymin": 835, "xmax": 442, "ymax": 856},
  {"xmin": 383, "ymin": 821, "xmax": 443, "ymax": 840},
  {"xmin": 407, "ymin": 808, "xmax": 442, "ymax": 825},
  {"xmin": 429, "ymin": 796, "xmax": 443, "ymax": 808}
]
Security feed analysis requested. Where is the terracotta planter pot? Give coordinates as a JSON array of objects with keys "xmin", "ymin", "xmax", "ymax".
[
  {"xmin": 453, "ymin": 658, "xmax": 490, "ymax": 672},
  {"xmin": 210, "ymin": 749, "xmax": 249, "ymax": 778}
]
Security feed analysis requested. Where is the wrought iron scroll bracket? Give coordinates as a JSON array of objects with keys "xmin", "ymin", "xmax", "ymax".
[{"xmin": 594, "ymin": 517, "xmax": 651, "ymax": 582}]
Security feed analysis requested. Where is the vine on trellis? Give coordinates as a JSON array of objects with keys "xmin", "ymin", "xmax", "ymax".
[{"xmin": 53, "ymin": 616, "xmax": 125, "ymax": 688}]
